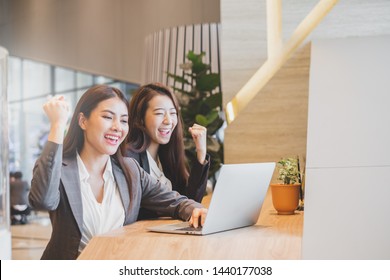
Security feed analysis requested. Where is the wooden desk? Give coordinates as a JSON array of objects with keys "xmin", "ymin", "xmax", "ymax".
[{"xmin": 78, "ymin": 188, "xmax": 303, "ymax": 260}]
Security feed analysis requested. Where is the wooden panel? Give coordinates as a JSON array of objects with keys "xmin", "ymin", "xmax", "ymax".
[{"xmin": 224, "ymin": 44, "xmax": 311, "ymax": 169}]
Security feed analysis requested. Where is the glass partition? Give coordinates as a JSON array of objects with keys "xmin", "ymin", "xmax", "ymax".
[{"xmin": 0, "ymin": 46, "xmax": 11, "ymax": 259}]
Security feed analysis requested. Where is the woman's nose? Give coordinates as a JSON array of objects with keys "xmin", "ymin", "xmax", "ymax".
[
  {"xmin": 112, "ymin": 119, "xmax": 122, "ymax": 132},
  {"xmin": 163, "ymin": 113, "xmax": 172, "ymax": 124}
]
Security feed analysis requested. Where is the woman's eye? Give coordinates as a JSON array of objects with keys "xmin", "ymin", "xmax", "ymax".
[
  {"xmin": 121, "ymin": 119, "xmax": 128, "ymax": 124},
  {"xmin": 103, "ymin": 115, "xmax": 112, "ymax": 119}
]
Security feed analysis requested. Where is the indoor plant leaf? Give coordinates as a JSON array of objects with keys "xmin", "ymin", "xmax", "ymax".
[
  {"xmin": 167, "ymin": 50, "xmax": 225, "ymax": 181},
  {"xmin": 195, "ymin": 114, "xmax": 208, "ymax": 127},
  {"xmin": 204, "ymin": 92, "xmax": 222, "ymax": 110},
  {"xmin": 166, "ymin": 73, "xmax": 191, "ymax": 85},
  {"xmin": 196, "ymin": 73, "xmax": 220, "ymax": 92}
]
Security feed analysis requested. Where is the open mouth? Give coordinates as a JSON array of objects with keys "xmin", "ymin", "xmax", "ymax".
[
  {"xmin": 158, "ymin": 128, "xmax": 171, "ymax": 137},
  {"xmin": 104, "ymin": 134, "xmax": 120, "ymax": 144}
]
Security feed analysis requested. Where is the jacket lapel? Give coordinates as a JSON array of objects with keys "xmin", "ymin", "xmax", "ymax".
[
  {"xmin": 140, "ymin": 151, "xmax": 151, "ymax": 174},
  {"xmin": 61, "ymin": 156, "xmax": 83, "ymax": 231},
  {"xmin": 112, "ymin": 158, "xmax": 130, "ymax": 223},
  {"xmin": 61, "ymin": 156, "xmax": 131, "ymax": 229}
]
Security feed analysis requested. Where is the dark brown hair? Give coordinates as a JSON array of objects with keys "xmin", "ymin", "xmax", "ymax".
[
  {"xmin": 63, "ymin": 84, "xmax": 129, "ymax": 158},
  {"xmin": 124, "ymin": 83, "xmax": 189, "ymax": 187}
]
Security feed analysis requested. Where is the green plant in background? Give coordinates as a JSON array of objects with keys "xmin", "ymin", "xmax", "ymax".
[
  {"xmin": 167, "ymin": 50, "xmax": 224, "ymax": 182},
  {"xmin": 276, "ymin": 157, "xmax": 301, "ymax": 185},
  {"xmin": 277, "ymin": 156, "xmax": 305, "ymax": 210}
]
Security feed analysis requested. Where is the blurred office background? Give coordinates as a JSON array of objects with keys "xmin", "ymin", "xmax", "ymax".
[{"xmin": 1, "ymin": 0, "xmax": 390, "ymax": 259}]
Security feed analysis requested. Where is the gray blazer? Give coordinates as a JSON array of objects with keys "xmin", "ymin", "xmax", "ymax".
[{"xmin": 29, "ymin": 142, "xmax": 203, "ymax": 260}]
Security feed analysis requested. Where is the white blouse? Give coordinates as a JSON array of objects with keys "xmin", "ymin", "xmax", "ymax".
[
  {"xmin": 76, "ymin": 154, "xmax": 125, "ymax": 253},
  {"xmin": 146, "ymin": 150, "xmax": 173, "ymax": 190}
]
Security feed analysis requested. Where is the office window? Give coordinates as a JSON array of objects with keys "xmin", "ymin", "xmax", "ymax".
[
  {"xmin": 95, "ymin": 75, "xmax": 113, "ymax": 85},
  {"xmin": 55, "ymin": 67, "xmax": 75, "ymax": 92},
  {"xmin": 77, "ymin": 72, "xmax": 93, "ymax": 88},
  {"xmin": 22, "ymin": 60, "xmax": 51, "ymax": 99},
  {"xmin": 8, "ymin": 57, "xmax": 22, "ymax": 102}
]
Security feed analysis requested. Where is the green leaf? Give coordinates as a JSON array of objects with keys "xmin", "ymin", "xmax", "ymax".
[
  {"xmin": 167, "ymin": 73, "xmax": 191, "ymax": 85},
  {"xmin": 193, "ymin": 63, "xmax": 210, "ymax": 75},
  {"xmin": 187, "ymin": 51, "xmax": 210, "ymax": 75},
  {"xmin": 276, "ymin": 157, "xmax": 300, "ymax": 184},
  {"xmin": 187, "ymin": 51, "xmax": 205, "ymax": 64},
  {"xmin": 204, "ymin": 92, "xmax": 222, "ymax": 110},
  {"xmin": 205, "ymin": 109, "xmax": 219, "ymax": 125},
  {"xmin": 195, "ymin": 109, "xmax": 219, "ymax": 127},
  {"xmin": 196, "ymin": 73, "xmax": 220, "ymax": 92},
  {"xmin": 195, "ymin": 114, "xmax": 208, "ymax": 126}
]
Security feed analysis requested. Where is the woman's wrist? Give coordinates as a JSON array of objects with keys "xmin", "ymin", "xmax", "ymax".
[
  {"xmin": 197, "ymin": 150, "xmax": 207, "ymax": 164},
  {"xmin": 48, "ymin": 123, "xmax": 67, "ymax": 144}
]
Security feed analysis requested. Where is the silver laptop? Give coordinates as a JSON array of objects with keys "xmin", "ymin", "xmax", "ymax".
[{"xmin": 148, "ymin": 162, "xmax": 275, "ymax": 235}]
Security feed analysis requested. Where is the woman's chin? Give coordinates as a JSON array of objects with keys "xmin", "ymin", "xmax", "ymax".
[
  {"xmin": 158, "ymin": 139, "xmax": 171, "ymax": 145},
  {"xmin": 105, "ymin": 146, "xmax": 120, "ymax": 155}
]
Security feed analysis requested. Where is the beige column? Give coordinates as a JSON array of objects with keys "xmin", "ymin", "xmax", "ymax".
[{"xmin": 267, "ymin": 0, "xmax": 283, "ymax": 58}]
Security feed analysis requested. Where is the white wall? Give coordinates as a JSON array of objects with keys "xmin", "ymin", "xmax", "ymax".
[{"xmin": 303, "ymin": 35, "xmax": 390, "ymax": 259}]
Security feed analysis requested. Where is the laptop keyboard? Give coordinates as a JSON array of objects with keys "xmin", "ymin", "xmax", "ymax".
[{"xmin": 175, "ymin": 226, "xmax": 203, "ymax": 232}]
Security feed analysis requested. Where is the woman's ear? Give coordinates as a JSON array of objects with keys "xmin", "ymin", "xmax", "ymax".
[{"xmin": 78, "ymin": 112, "xmax": 87, "ymax": 130}]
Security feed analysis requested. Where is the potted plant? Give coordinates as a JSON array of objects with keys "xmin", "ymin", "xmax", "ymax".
[
  {"xmin": 270, "ymin": 156, "xmax": 303, "ymax": 215},
  {"xmin": 167, "ymin": 51, "xmax": 224, "ymax": 184}
]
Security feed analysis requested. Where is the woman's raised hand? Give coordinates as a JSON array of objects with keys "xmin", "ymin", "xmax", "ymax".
[
  {"xmin": 188, "ymin": 123, "xmax": 207, "ymax": 164},
  {"xmin": 43, "ymin": 95, "xmax": 70, "ymax": 144}
]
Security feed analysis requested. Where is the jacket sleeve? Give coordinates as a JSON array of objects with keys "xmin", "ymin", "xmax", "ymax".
[
  {"xmin": 29, "ymin": 141, "xmax": 62, "ymax": 211},
  {"xmin": 124, "ymin": 157, "xmax": 204, "ymax": 221},
  {"xmin": 182, "ymin": 154, "xmax": 210, "ymax": 202}
]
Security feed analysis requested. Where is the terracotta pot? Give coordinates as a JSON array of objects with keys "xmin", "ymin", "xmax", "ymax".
[{"xmin": 270, "ymin": 183, "xmax": 301, "ymax": 215}]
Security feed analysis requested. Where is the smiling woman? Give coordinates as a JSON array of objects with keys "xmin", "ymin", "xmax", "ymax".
[
  {"xmin": 123, "ymin": 83, "xmax": 210, "ymax": 220},
  {"xmin": 28, "ymin": 84, "xmax": 207, "ymax": 259}
]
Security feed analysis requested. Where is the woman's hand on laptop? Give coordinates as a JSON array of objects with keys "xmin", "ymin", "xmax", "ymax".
[{"xmin": 189, "ymin": 208, "xmax": 208, "ymax": 228}]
